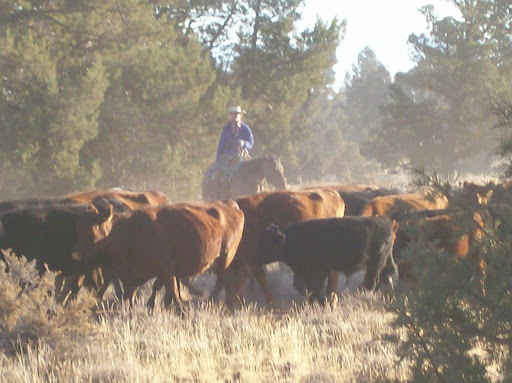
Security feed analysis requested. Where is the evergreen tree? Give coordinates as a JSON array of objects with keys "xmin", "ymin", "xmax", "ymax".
[
  {"xmin": 365, "ymin": 1, "xmax": 512, "ymax": 174},
  {"xmin": 0, "ymin": 0, "xmax": 217, "ymax": 199},
  {"xmin": 0, "ymin": 0, "xmax": 346, "ymax": 198},
  {"xmin": 233, "ymin": 14, "xmax": 344, "ymax": 180},
  {"xmin": 343, "ymin": 47, "xmax": 392, "ymax": 145}
]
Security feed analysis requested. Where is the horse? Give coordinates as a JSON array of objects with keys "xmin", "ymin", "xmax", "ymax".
[{"xmin": 202, "ymin": 155, "xmax": 287, "ymax": 201}]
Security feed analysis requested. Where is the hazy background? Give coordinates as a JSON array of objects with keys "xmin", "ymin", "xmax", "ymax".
[{"xmin": 0, "ymin": 0, "xmax": 510, "ymax": 201}]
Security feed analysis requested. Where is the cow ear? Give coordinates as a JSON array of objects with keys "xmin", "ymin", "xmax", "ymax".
[
  {"xmin": 267, "ymin": 223, "xmax": 285, "ymax": 242},
  {"xmin": 392, "ymin": 219, "xmax": 399, "ymax": 233},
  {"xmin": 477, "ymin": 190, "xmax": 493, "ymax": 205},
  {"xmin": 97, "ymin": 204, "xmax": 114, "ymax": 223},
  {"xmin": 86, "ymin": 204, "xmax": 99, "ymax": 214}
]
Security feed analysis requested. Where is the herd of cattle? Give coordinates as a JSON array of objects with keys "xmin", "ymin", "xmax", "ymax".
[{"xmin": 0, "ymin": 178, "xmax": 506, "ymax": 313}]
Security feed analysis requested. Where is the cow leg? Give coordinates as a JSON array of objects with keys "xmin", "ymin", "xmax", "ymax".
[
  {"xmin": 292, "ymin": 273, "xmax": 307, "ymax": 295},
  {"xmin": 251, "ymin": 264, "xmax": 274, "ymax": 307},
  {"xmin": 222, "ymin": 275, "xmax": 238, "ymax": 312},
  {"xmin": 326, "ymin": 271, "xmax": 340, "ymax": 304},
  {"xmin": 162, "ymin": 275, "xmax": 185, "ymax": 316},
  {"xmin": 111, "ymin": 278, "xmax": 124, "ymax": 301},
  {"xmin": 58, "ymin": 274, "xmax": 86, "ymax": 305},
  {"xmin": 378, "ymin": 254, "xmax": 399, "ymax": 291},
  {"xmin": 94, "ymin": 266, "xmax": 124, "ymax": 302},
  {"xmin": 147, "ymin": 278, "xmax": 164, "ymax": 311},
  {"xmin": 362, "ymin": 263, "xmax": 379, "ymax": 291},
  {"xmin": 213, "ymin": 262, "xmax": 249, "ymax": 310},
  {"xmin": 362, "ymin": 256, "xmax": 388, "ymax": 292},
  {"xmin": 122, "ymin": 283, "xmax": 138, "ymax": 307},
  {"xmin": 305, "ymin": 273, "xmax": 328, "ymax": 305},
  {"xmin": 209, "ymin": 261, "xmax": 244, "ymax": 304},
  {"xmin": 209, "ymin": 277, "xmax": 224, "ymax": 302}
]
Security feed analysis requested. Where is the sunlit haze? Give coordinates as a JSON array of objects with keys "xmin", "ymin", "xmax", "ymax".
[{"xmin": 300, "ymin": 0, "xmax": 461, "ymax": 89}]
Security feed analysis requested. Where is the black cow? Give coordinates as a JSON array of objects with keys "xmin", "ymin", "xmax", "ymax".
[
  {"xmin": 0, "ymin": 203, "xmax": 124, "ymax": 302},
  {"xmin": 0, "ymin": 204, "xmax": 88, "ymax": 273},
  {"xmin": 258, "ymin": 216, "xmax": 398, "ymax": 303}
]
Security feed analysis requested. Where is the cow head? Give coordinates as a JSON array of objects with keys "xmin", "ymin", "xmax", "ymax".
[
  {"xmin": 258, "ymin": 223, "xmax": 286, "ymax": 265},
  {"xmin": 461, "ymin": 181, "xmax": 495, "ymax": 205},
  {"xmin": 72, "ymin": 204, "xmax": 114, "ymax": 263}
]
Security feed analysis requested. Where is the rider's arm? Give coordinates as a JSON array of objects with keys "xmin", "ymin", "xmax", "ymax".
[{"xmin": 239, "ymin": 123, "xmax": 254, "ymax": 151}]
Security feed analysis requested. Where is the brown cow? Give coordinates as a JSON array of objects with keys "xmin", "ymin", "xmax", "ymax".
[
  {"xmin": 460, "ymin": 181, "xmax": 496, "ymax": 205},
  {"xmin": 214, "ymin": 188, "xmax": 345, "ymax": 308},
  {"xmin": 73, "ymin": 200, "xmax": 245, "ymax": 312},
  {"xmin": 63, "ymin": 189, "xmax": 169, "ymax": 211},
  {"xmin": 303, "ymin": 185, "xmax": 401, "ymax": 216},
  {"xmin": 393, "ymin": 209, "xmax": 485, "ymax": 288},
  {"xmin": 361, "ymin": 192, "xmax": 449, "ymax": 218}
]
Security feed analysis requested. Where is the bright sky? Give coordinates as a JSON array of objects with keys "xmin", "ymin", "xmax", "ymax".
[{"xmin": 300, "ymin": 0, "xmax": 461, "ymax": 89}]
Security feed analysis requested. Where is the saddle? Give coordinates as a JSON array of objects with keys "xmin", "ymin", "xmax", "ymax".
[{"xmin": 210, "ymin": 151, "xmax": 251, "ymax": 199}]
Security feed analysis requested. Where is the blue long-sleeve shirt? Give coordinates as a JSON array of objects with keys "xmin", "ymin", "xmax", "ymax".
[{"xmin": 215, "ymin": 121, "xmax": 254, "ymax": 163}]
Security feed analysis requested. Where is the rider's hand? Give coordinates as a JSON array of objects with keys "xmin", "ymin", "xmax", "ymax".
[{"xmin": 237, "ymin": 139, "xmax": 245, "ymax": 149}]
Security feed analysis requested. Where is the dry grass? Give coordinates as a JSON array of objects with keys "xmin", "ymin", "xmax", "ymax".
[{"xmin": 0, "ymin": 255, "xmax": 411, "ymax": 383}]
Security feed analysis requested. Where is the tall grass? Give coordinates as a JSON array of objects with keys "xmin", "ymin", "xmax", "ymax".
[{"xmin": 0, "ymin": 252, "xmax": 411, "ymax": 382}]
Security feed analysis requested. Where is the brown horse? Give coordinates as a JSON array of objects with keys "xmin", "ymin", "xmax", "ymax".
[{"xmin": 202, "ymin": 155, "xmax": 287, "ymax": 201}]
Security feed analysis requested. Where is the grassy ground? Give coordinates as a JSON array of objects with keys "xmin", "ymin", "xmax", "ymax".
[{"xmin": 0, "ymin": 258, "xmax": 411, "ymax": 383}]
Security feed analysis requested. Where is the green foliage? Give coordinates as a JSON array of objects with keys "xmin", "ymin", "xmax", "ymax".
[
  {"xmin": 389, "ymin": 172, "xmax": 512, "ymax": 381},
  {"xmin": 290, "ymin": 87, "xmax": 382, "ymax": 183},
  {"xmin": 493, "ymin": 101, "xmax": 512, "ymax": 178},
  {"xmin": 344, "ymin": 47, "xmax": 392, "ymax": 145},
  {"xmin": 365, "ymin": 1, "xmax": 512, "ymax": 175},
  {"xmin": 0, "ymin": 0, "xmax": 345, "ymax": 199},
  {"xmin": 232, "ymin": 16, "xmax": 344, "ymax": 181}
]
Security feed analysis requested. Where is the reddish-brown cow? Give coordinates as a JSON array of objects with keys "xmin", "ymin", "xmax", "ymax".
[
  {"xmin": 361, "ymin": 192, "xmax": 449, "ymax": 218},
  {"xmin": 63, "ymin": 189, "xmax": 169, "ymax": 211},
  {"xmin": 394, "ymin": 209, "xmax": 485, "ymax": 287},
  {"xmin": 74, "ymin": 201, "xmax": 245, "ymax": 312}
]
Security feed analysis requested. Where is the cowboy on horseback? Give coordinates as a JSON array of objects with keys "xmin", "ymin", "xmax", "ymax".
[{"xmin": 212, "ymin": 105, "xmax": 254, "ymax": 186}]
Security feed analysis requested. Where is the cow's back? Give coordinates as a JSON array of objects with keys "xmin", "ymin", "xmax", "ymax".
[
  {"xmin": 361, "ymin": 192, "xmax": 449, "ymax": 218},
  {"xmin": 102, "ymin": 201, "xmax": 244, "ymax": 283},
  {"xmin": 284, "ymin": 217, "xmax": 393, "ymax": 271}
]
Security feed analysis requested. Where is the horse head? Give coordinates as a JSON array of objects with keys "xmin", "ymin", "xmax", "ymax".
[{"xmin": 263, "ymin": 156, "xmax": 287, "ymax": 190}]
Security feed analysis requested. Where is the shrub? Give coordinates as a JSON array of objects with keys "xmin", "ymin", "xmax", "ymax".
[
  {"xmin": 0, "ymin": 251, "xmax": 97, "ymax": 355},
  {"xmin": 388, "ymin": 177, "xmax": 512, "ymax": 382}
]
